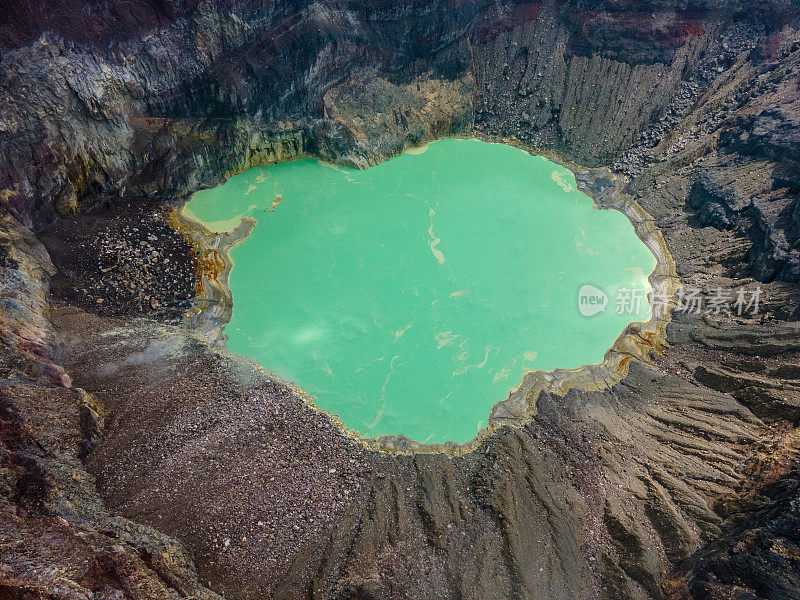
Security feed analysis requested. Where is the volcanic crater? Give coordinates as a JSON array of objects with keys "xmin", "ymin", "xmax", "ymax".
[{"xmin": 1, "ymin": 2, "xmax": 800, "ymax": 600}]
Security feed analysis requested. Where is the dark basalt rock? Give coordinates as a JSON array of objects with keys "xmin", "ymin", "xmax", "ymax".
[
  {"xmin": 38, "ymin": 202, "xmax": 198, "ymax": 318},
  {"xmin": 667, "ymin": 463, "xmax": 800, "ymax": 599},
  {"xmin": 1, "ymin": 2, "xmax": 800, "ymax": 600},
  {"xmin": 687, "ymin": 178, "xmax": 742, "ymax": 230}
]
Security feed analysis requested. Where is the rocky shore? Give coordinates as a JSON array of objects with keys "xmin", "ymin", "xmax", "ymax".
[
  {"xmin": 1, "ymin": 1, "xmax": 800, "ymax": 599},
  {"xmin": 39, "ymin": 203, "xmax": 198, "ymax": 319}
]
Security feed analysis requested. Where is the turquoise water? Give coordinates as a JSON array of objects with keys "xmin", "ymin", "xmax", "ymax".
[{"xmin": 186, "ymin": 139, "xmax": 655, "ymax": 443}]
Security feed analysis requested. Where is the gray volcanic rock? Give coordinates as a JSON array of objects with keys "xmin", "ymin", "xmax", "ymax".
[
  {"xmin": 0, "ymin": 216, "xmax": 221, "ymax": 600},
  {"xmin": 0, "ymin": 0, "xmax": 485, "ymax": 227},
  {"xmin": 1, "ymin": 2, "xmax": 800, "ymax": 600}
]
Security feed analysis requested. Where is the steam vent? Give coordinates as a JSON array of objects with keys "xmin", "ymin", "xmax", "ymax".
[{"xmin": 1, "ymin": 2, "xmax": 799, "ymax": 600}]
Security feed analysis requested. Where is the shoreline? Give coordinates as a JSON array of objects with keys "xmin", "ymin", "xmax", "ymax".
[{"xmin": 175, "ymin": 135, "xmax": 679, "ymax": 455}]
